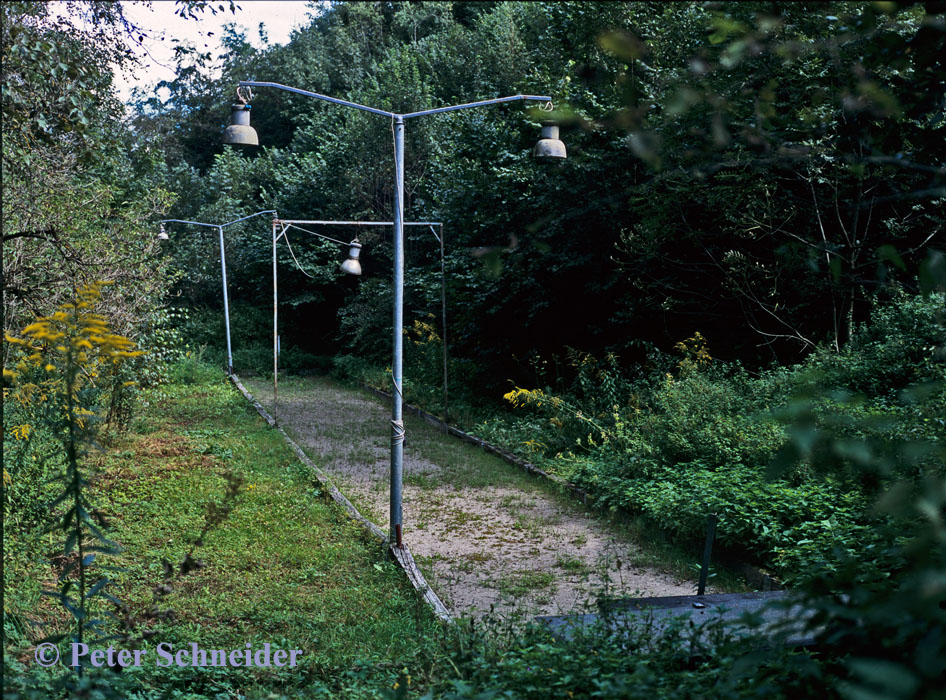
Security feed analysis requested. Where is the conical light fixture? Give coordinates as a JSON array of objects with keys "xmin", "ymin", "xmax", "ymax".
[
  {"xmin": 534, "ymin": 121, "xmax": 566, "ymax": 160},
  {"xmin": 340, "ymin": 239, "xmax": 362, "ymax": 276},
  {"xmin": 157, "ymin": 223, "xmax": 169, "ymax": 240},
  {"xmin": 223, "ymin": 103, "xmax": 259, "ymax": 146}
]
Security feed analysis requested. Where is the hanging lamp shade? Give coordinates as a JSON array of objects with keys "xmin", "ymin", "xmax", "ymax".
[
  {"xmin": 223, "ymin": 103, "xmax": 259, "ymax": 146},
  {"xmin": 534, "ymin": 121, "xmax": 566, "ymax": 160},
  {"xmin": 157, "ymin": 223, "xmax": 169, "ymax": 240},
  {"xmin": 340, "ymin": 239, "xmax": 362, "ymax": 276}
]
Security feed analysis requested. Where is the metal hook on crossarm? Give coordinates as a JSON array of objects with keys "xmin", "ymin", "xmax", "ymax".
[{"xmin": 236, "ymin": 85, "xmax": 253, "ymax": 105}]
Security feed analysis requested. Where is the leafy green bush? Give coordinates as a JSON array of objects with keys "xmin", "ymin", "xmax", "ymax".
[
  {"xmin": 337, "ymin": 278, "xmax": 394, "ymax": 366},
  {"xmin": 171, "ymin": 303, "xmax": 225, "ymax": 351},
  {"xmin": 281, "ymin": 347, "xmax": 332, "ymax": 374},
  {"xmin": 231, "ymin": 343, "xmax": 271, "ymax": 376},
  {"xmin": 171, "ymin": 301, "xmax": 275, "ymax": 375},
  {"xmin": 134, "ymin": 307, "xmax": 191, "ymax": 388},
  {"xmin": 402, "ymin": 316, "xmax": 447, "ymax": 409},
  {"xmin": 424, "ymin": 613, "xmax": 822, "ymax": 700},
  {"xmin": 471, "ymin": 412, "xmax": 562, "ymax": 462},
  {"xmin": 490, "ymin": 365, "xmax": 786, "ymax": 477},
  {"xmin": 806, "ymin": 291, "xmax": 946, "ymax": 397},
  {"xmin": 167, "ymin": 348, "xmax": 220, "ymax": 385},
  {"xmin": 591, "ymin": 461, "xmax": 874, "ymax": 581},
  {"xmin": 2, "ymin": 373, "xmax": 66, "ymax": 530},
  {"xmin": 333, "ymin": 354, "xmax": 391, "ymax": 390},
  {"xmin": 652, "ymin": 368, "xmax": 785, "ymax": 468},
  {"xmin": 466, "ymin": 291, "xmax": 944, "ymax": 581}
]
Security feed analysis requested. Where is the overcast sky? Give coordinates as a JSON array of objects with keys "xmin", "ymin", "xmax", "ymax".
[{"xmin": 111, "ymin": 1, "xmax": 323, "ymax": 104}]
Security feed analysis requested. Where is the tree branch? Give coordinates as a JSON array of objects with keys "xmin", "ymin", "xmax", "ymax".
[{"xmin": 2, "ymin": 228, "xmax": 57, "ymax": 242}]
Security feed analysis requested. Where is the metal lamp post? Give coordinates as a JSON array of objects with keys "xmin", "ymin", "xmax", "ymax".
[
  {"xmin": 159, "ymin": 209, "xmax": 277, "ymax": 375},
  {"xmin": 224, "ymin": 82, "xmax": 564, "ymax": 546}
]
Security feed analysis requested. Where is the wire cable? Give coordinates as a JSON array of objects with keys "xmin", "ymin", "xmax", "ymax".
[
  {"xmin": 283, "ymin": 223, "xmax": 351, "ymax": 246},
  {"xmin": 280, "ymin": 228, "xmax": 321, "ymax": 279}
]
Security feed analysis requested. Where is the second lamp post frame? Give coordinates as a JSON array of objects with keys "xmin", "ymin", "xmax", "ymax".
[
  {"xmin": 225, "ymin": 81, "xmax": 565, "ymax": 547},
  {"xmin": 160, "ymin": 209, "xmax": 278, "ymax": 375}
]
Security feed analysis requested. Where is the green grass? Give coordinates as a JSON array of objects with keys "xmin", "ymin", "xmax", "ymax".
[
  {"xmin": 555, "ymin": 554, "xmax": 591, "ymax": 575},
  {"xmin": 3, "ymin": 369, "xmax": 442, "ymax": 698},
  {"xmin": 496, "ymin": 570, "xmax": 558, "ymax": 599}
]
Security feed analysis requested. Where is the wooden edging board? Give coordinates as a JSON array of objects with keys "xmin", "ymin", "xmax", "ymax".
[
  {"xmin": 228, "ymin": 373, "xmax": 453, "ymax": 624},
  {"xmin": 363, "ymin": 385, "xmax": 782, "ymax": 592}
]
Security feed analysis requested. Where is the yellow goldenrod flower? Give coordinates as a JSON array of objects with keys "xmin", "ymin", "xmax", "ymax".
[{"xmin": 5, "ymin": 282, "xmax": 144, "ymax": 427}]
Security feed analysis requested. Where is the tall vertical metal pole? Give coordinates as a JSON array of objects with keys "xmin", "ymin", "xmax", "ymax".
[
  {"xmin": 438, "ymin": 225, "xmax": 449, "ymax": 424},
  {"xmin": 390, "ymin": 116, "xmax": 406, "ymax": 547},
  {"xmin": 698, "ymin": 512, "xmax": 717, "ymax": 596},
  {"xmin": 217, "ymin": 226, "xmax": 234, "ymax": 375},
  {"xmin": 273, "ymin": 221, "xmax": 279, "ymax": 423}
]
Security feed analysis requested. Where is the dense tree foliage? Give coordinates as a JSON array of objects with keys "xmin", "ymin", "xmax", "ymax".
[
  {"xmin": 1, "ymin": 1, "xmax": 174, "ymax": 349},
  {"xmin": 138, "ymin": 1, "xmax": 942, "ymax": 395}
]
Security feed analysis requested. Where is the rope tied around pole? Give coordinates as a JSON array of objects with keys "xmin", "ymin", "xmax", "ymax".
[{"xmin": 391, "ymin": 419, "xmax": 405, "ymax": 446}]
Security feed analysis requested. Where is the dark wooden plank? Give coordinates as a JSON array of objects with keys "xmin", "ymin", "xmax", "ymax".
[{"xmin": 537, "ymin": 591, "xmax": 817, "ymax": 648}]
